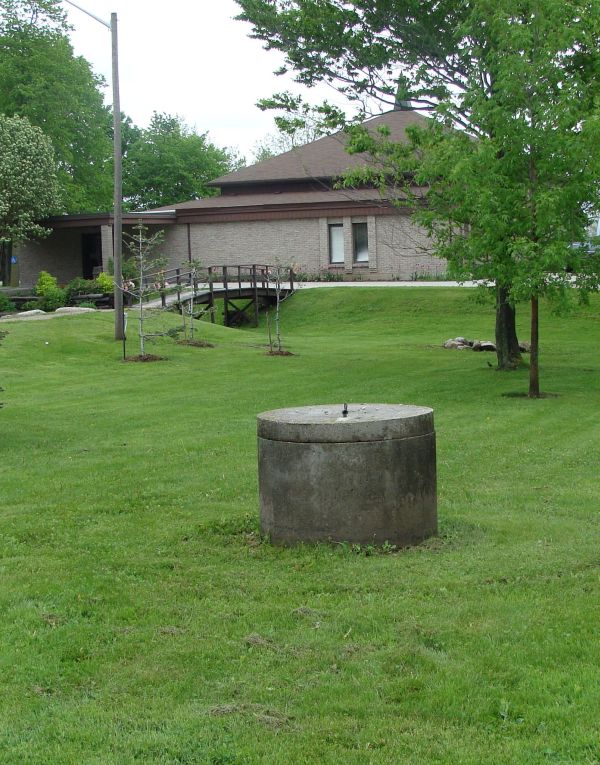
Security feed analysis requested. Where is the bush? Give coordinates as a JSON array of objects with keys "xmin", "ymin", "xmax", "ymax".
[
  {"xmin": 38, "ymin": 287, "xmax": 66, "ymax": 312},
  {"xmin": 95, "ymin": 272, "xmax": 114, "ymax": 294},
  {"xmin": 64, "ymin": 277, "xmax": 97, "ymax": 303},
  {"xmin": 35, "ymin": 271, "xmax": 59, "ymax": 296},
  {"xmin": 20, "ymin": 300, "xmax": 41, "ymax": 311},
  {"xmin": 108, "ymin": 257, "xmax": 137, "ymax": 280},
  {"xmin": 0, "ymin": 293, "xmax": 16, "ymax": 313}
]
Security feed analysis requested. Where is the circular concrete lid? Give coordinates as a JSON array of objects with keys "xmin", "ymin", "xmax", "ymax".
[{"xmin": 257, "ymin": 403, "xmax": 434, "ymax": 443}]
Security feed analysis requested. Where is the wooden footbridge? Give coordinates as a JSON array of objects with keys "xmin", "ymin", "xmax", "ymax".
[{"xmin": 143, "ymin": 264, "xmax": 296, "ymax": 327}]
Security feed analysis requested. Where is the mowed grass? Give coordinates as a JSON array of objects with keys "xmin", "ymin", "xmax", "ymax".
[{"xmin": 1, "ymin": 287, "xmax": 599, "ymax": 765}]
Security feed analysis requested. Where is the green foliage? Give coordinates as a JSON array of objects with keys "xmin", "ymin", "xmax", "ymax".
[
  {"xmin": 0, "ymin": 0, "xmax": 112, "ymax": 212},
  {"xmin": 34, "ymin": 270, "xmax": 58, "ymax": 296},
  {"xmin": 18, "ymin": 300, "xmax": 39, "ymax": 311},
  {"xmin": 244, "ymin": 0, "xmax": 600, "ymax": 393},
  {"xmin": 63, "ymin": 277, "xmax": 97, "ymax": 302},
  {"xmin": 108, "ymin": 256, "xmax": 137, "ymax": 281},
  {"xmin": 294, "ymin": 270, "xmax": 345, "ymax": 282},
  {"xmin": 123, "ymin": 113, "xmax": 242, "ymax": 210},
  {"xmin": 35, "ymin": 271, "xmax": 58, "ymax": 296},
  {"xmin": 37, "ymin": 286, "xmax": 65, "ymax": 312},
  {"xmin": 0, "ymin": 292, "xmax": 15, "ymax": 312},
  {"xmin": 0, "ymin": 114, "xmax": 61, "ymax": 243},
  {"xmin": 63, "ymin": 274, "xmax": 114, "ymax": 303},
  {"xmin": 95, "ymin": 272, "xmax": 114, "ymax": 294},
  {"xmin": 34, "ymin": 270, "xmax": 65, "ymax": 310}
]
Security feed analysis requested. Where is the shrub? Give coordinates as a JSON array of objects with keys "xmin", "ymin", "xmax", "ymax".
[
  {"xmin": 35, "ymin": 271, "xmax": 59, "ymax": 296},
  {"xmin": 38, "ymin": 287, "xmax": 66, "ymax": 312},
  {"xmin": 108, "ymin": 257, "xmax": 137, "ymax": 280},
  {"xmin": 64, "ymin": 277, "xmax": 97, "ymax": 303},
  {"xmin": 20, "ymin": 300, "xmax": 41, "ymax": 311},
  {"xmin": 95, "ymin": 272, "xmax": 114, "ymax": 294},
  {"xmin": 0, "ymin": 293, "xmax": 16, "ymax": 313}
]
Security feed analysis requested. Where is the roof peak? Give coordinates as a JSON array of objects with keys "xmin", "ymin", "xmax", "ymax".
[{"xmin": 209, "ymin": 109, "xmax": 428, "ymax": 189}]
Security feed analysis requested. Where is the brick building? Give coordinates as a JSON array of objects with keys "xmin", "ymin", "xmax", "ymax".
[{"xmin": 11, "ymin": 109, "xmax": 446, "ymax": 287}]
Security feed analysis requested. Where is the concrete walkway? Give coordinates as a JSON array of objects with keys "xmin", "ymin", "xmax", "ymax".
[{"xmin": 295, "ymin": 280, "xmax": 480, "ymax": 289}]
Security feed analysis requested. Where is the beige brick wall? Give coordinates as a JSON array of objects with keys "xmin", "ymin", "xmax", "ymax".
[
  {"xmin": 375, "ymin": 216, "xmax": 446, "ymax": 280},
  {"xmin": 161, "ymin": 215, "xmax": 445, "ymax": 280},
  {"xmin": 161, "ymin": 219, "xmax": 323, "ymax": 274},
  {"xmin": 17, "ymin": 230, "xmax": 83, "ymax": 288},
  {"xmin": 16, "ymin": 212, "xmax": 446, "ymax": 287}
]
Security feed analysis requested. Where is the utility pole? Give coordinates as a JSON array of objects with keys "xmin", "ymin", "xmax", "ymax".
[
  {"xmin": 62, "ymin": 2, "xmax": 124, "ymax": 340},
  {"xmin": 111, "ymin": 11, "xmax": 124, "ymax": 340}
]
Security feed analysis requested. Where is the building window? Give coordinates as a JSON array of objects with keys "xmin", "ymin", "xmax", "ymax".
[
  {"xmin": 328, "ymin": 224, "xmax": 344, "ymax": 264},
  {"xmin": 353, "ymin": 222, "xmax": 369, "ymax": 263}
]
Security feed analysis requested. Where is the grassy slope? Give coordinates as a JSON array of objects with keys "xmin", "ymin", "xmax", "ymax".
[{"xmin": 1, "ymin": 288, "xmax": 599, "ymax": 765}]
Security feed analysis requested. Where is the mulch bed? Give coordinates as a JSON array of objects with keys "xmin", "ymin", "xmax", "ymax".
[
  {"xmin": 266, "ymin": 350, "xmax": 295, "ymax": 356},
  {"xmin": 177, "ymin": 339, "xmax": 215, "ymax": 348},
  {"xmin": 123, "ymin": 354, "xmax": 166, "ymax": 363}
]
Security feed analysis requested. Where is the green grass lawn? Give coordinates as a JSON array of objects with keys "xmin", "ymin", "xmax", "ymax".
[{"xmin": 1, "ymin": 288, "xmax": 599, "ymax": 765}]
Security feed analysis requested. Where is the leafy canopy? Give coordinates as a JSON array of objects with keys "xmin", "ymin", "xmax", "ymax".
[
  {"xmin": 0, "ymin": 113, "xmax": 61, "ymax": 243},
  {"xmin": 339, "ymin": 1, "xmax": 600, "ymax": 301},
  {"xmin": 0, "ymin": 0, "xmax": 112, "ymax": 212},
  {"xmin": 123, "ymin": 113, "xmax": 243, "ymax": 211}
]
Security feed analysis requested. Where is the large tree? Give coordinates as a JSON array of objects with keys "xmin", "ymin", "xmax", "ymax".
[
  {"xmin": 123, "ymin": 113, "xmax": 242, "ymax": 210},
  {"xmin": 0, "ymin": 113, "xmax": 61, "ymax": 243},
  {"xmin": 236, "ymin": 0, "xmax": 600, "ymax": 376},
  {"xmin": 0, "ymin": 0, "xmax": 113, "ymax": 212}
]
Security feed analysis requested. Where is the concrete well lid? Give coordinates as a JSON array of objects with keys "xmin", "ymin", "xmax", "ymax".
[{"xmin": 257, "ymin": 403, "xmax": 434, "ymax": 443}]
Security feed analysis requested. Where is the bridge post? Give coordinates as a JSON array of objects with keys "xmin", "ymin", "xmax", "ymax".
[
  {"xmin": 208, "ymin": 267, "xmax": 215, "ymax": 323},
  {"xmin": 223, "ymin": 265, "xmax": 229, "ymax": 326},
  {"xmin": 252, "ymin": 264, "xmax": 259, "ymax": 327}
]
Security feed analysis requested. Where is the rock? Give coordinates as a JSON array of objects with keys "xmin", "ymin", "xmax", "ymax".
[
  {"xmin": 519, "ymin": 341, "xmax": 531, "ymax": 353},
  {"xmin": 480, "ymin": 342, "xmax": 496, "ymax": 352},
  {"xmin": 55, "ymin": 306, "xmax": 96, "ymax": 314},
  {"xmin": 472, "ymin": 341, "xmax": 482, "ymax": 351},
  {"xmin": 443, "ymin": 340, "xmax": 461, "ymax": 349},
  {"xmin": 18, "ymin": 310, "xmax": 46, "ymax": 317}
]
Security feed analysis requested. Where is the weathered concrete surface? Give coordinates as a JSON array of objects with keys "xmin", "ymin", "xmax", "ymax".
[{"xmin": 258, "ymin": 404, "xmax": 437, "ymax": 546}]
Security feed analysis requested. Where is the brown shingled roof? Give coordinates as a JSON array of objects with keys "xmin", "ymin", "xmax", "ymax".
[
  {"xmin": 209, "ymin": 109, "xmax": 429, "ymax": 187},
  {"xmin": 161, "ymin": 187, "xmax": 406, "ymax": 213}
]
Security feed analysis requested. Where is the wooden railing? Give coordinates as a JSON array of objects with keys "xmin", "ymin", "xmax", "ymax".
[{"xmin": 128, "ymin": 264, "xmax": 295, "ymax": 326}]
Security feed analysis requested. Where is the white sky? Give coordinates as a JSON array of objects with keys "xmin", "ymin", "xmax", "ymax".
[{"xmin": 62, "ymin": 0, "xmax": 351, "ymax": 161}]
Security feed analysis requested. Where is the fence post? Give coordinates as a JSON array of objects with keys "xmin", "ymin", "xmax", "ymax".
[{"xmin": 176, "ymin": 268, "xmax": 181, "ymax": 303}]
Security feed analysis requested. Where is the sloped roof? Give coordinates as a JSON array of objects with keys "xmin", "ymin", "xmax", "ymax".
[
  {"xmin": 209, "ymin": 109, "xmax": 429, "ymax": 187},
  {"xmin": 157, "ymin": 187, "xmax": 406, "ymax": 213}
]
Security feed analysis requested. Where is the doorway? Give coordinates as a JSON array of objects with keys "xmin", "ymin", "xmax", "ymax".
[
  {"xmin": 0, "ymin": 240, "xmax": 16, "ymax": 287},
  {"xmin": 82, "ymin": 232, "xmax": 102, "ymax": 279}
]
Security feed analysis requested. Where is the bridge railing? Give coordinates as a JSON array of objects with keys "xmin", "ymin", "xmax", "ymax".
[{"xmin": 125, "ymin": 264, "xmax": 295, "ymax": 308}]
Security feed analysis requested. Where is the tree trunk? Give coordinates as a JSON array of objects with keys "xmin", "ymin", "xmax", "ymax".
[
  {"xmin": 495, "ymin": 286, "xmax": 522, "ymax": 370},
  {"xmin": 528, "ymin": 296, "xmax": 540, "ymax": 398}
]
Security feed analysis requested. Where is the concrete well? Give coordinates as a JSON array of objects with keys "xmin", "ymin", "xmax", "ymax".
[{"xmin": 257, "ymin": 403, "xmax": 437, "ymax": 546}]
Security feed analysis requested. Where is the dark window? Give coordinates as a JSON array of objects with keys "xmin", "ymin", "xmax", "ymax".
[{"xmin": 353, "ymin": 222, "xmax": 368, "ymax": 263}]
